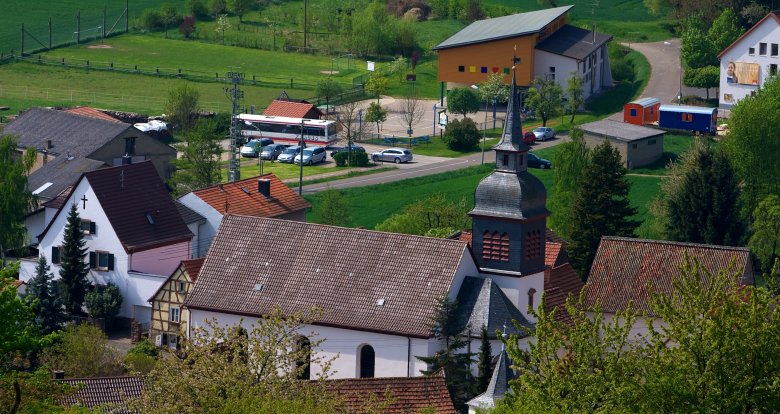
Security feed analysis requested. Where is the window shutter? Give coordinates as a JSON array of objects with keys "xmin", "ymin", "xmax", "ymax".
[
  {"xmin": 51, "ymin": 247, "xmax": 60, "ymax": 264},
  {"xmin": 89, "ymin": 252, "xmax": 96, "ymax": 268},
  {"xmin": 90, "ymin": 221, "xmax": 96, "ymax": 235},
  {"xmin": 107, "ymin": 254, "xmax": 114, "ymax": 271}
]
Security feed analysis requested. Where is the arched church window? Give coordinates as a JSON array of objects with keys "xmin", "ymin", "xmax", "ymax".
[
  {"xmin": 358, "ymin": 344, "xmax": 375, "ymax": 378},
  {"xmin": 296, "ymin": 336, "xmax": 311, "ymax": 380}
]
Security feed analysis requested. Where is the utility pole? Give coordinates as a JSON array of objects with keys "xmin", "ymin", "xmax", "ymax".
[
  {"xmin": 303, "ymin": 0, "xmax": 308, "ymax": 49},
  {"xmin": 126, "ymin": 0, "xmax": 129, "ymax": 33},
  {"xmin": 226, "ymin": 72, "xmax": 245, "ymax": 182},
  {"xmin": 298, "ymin": 119, "xmax": 305, "ymax": 195},
  {"xmin": 76, "ymin": 11, "xmax": 80, "ymax": 45}
]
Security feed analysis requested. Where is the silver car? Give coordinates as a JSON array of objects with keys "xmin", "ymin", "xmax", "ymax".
[
  {"xmin": 260, "ymin": 144, "xmax": 288, "ymax": 160},
  {"xmin": 532, "ymin": 127, "xmax": 556, "ymax": 141},
  {"xmin": 277, "ymin": 145, "xmax": 302, "ymax": 163},
  {"xmin": 371, "ymin": 148, "xmax": 413, "ymax": 164},
  {"xmin": 294, "ymin": 146, "xmax": 327, "ymax": 165}
]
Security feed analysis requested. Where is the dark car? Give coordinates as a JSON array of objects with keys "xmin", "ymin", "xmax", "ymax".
[
  {"xmin": 527, "ymin": 152, "xmax": 551, "ymax": 169},
  {"xmin": 330, "ymin": 144, "xmax": 365, "ymax": 157}
]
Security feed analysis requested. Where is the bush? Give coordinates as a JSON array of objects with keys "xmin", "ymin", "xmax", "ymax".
[
  {"xmin": 333, "ymin": 151, "xmax": 369, "ymax": 167},
  {"xmin": 188, "ymin": 0, "xmax": 209, "ymax": 19},
  {"xmin": 128, "ymin": 339, "xmax": 159, "ymax": 357},
  {"xmin": 180, "ymin": 16, "xmax": 197, "ymax": 38},
  {"xmin": 442, "ymin": 118, "xmax": 480, "ymax": 152},
  {"xmin": 125, "ymin": 353, "xmax": 157, "ymax": 374},
  {"xmin": 85, "ymin": 284, "xmax": 123, "ymax": 324},
  {"xmin": 333, "ymin": 151, "xmax": 348, "ymax": 167},
  {"xmin": 141, "ymin": 8, "xmax": 164, "ymax": 31}
]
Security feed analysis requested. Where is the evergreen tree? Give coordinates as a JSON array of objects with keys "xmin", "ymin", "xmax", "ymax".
[
  {"xmin": 477, "ymin": 326, "xmax": 493, "ymax": 393},
  {"xmin": 416, "ymin": 297, "xmax": 475, "ymax": 411},
  {"xmin": 24, "ymin": 256, "xmax": 65, "ymax": 334},
  {"xmin": 548, "ymin": 128, "xmax": 589, "ymax": 240},
  {"xmin": 749, "ymin": 195, "xmax": 780, "ymax": 274},
  {"xmin": 568, "ymin": 141, "xmax": 638, "ymax": 279},
  {"xmin": 657, "ymin": 138, "xmax": 744, "ymax": 246},
  {"xmin": 59, "ymin": 204, "xmax": 91, "ymax": 315}
]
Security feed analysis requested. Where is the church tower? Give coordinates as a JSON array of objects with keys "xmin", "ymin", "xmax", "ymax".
[{"xmin": 469, "ymin": 56, "xmax": 549, "ymax": 275}]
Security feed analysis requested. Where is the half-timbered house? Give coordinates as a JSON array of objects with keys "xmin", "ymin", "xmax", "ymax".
[{"xmin": 149, "ymin": 258, "xmax": 204, "ymax": 348}]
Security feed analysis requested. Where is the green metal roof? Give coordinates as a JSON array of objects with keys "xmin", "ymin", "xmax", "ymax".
[{"xmin": 433, "ymin": 6, "xmax": 574, "ymax": 50}]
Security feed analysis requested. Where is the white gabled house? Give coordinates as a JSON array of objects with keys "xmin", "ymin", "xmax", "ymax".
[{"xmin": 20, "ymin": 161, "xmax": 193, "ymax": 323}]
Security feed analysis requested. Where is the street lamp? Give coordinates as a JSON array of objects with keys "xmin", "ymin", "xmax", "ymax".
[
  {"xmin": 244, "ymin": 121, "xmax": 265, "ymax": 175},
  {"xmin": 471, "ymin": 84, "xmax": 488, "ymax": 165}
]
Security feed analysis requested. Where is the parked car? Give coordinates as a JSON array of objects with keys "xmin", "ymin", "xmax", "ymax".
[
  {"xmin": 277, "ymin": 145, "xmax": 302, "ymax": 163},
  {"xmin": 528, "ymin": 152, "xmax": 552, "ymax": 169},
  {"xmin": 294, "ymin": 146, "xmax": 327, "ymax": 165},
  {"xmin": 330, "ymin": 144, "xmax": 366, "ymax": 157},
  {"xmin": 259, "ymin": 144, "xmax": 288, "ymax": 160},
  {"xmin": 532, "ymin": 127, "xmax": 556, "ymax": 141},
  {"xmin": 522, "ymin": 131, "xmax": 536, "ymax": 145},
  {"xmin": 371, "ymin": 148, "xmax": 413, "ymax": 164},
  {"xmin": 240, "ymin": 138, "xmax": 274, "ymax": 158}
]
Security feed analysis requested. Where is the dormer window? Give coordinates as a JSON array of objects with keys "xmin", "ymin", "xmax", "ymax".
[{"xmin": 80, "ymin": 219, "xmax": 96, "ymax": 235}]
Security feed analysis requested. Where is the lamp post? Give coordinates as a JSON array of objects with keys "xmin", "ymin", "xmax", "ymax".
[
  {"xmin": 299, "ymin": 119, "xmax": 305, "ymax": 195},
  {"xmin": 471, "ymin": 84, "xmax": 488, "ymax": 165},
  {"xmin": 244, "ymin": 121, "xmax": 264, "ymax": 175}
]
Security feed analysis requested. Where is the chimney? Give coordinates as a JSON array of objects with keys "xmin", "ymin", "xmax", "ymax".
[
  {"xmin": 258, "ymin": 179, "xmax": 271, "ymax": 198},
  {"xmin": 45, "ymin": 139, "xmax": 52, "ymax": 150},
  {"xmin": 51, "ymin": 370, "xmax": 65, "ymax": 380}
]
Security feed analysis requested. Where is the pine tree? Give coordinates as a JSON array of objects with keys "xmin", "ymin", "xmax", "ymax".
[
  {"xmin": 658, "ymin": 138, "xmax": 744, "ymax": 245},
  {"xmin": 24, "ymin": 256, "xmax": 65, "ymax": 334},
  {"xmin": 59, "ymin": 204, "xmax": 91, "ymax": 315},
  {"xmin": 477, "ymin": 326, "xmax": 493, "ymax": 393},
  {"xmin": 568, "ymin": 141, "xmax": 639, "ymax": 279},
  {"xmin": 416, "ymin": 297, "xmax": 475, "ymax": 411}
]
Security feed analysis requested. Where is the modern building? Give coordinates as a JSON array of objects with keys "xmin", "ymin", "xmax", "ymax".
[
  {"xmin": 433, "ymin": 6, "xmax": 612, "ymax": 101},
  {"xmin": 579, "ymin": 119, "xmax": 666, "ymax": 169},
  {"xmin": 718, "ymin": 11, "xmax": 780, "ymax": 108}
]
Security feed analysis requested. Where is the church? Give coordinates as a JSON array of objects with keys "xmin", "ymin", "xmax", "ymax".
[{"xmin": 181, "ymin": 63, "xmax": 582, "ymax": 379}]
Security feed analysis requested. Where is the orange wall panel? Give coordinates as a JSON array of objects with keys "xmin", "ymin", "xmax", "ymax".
[{"xmin": 437, "ymin": 34, "xmax": 538, "ymax": 87}]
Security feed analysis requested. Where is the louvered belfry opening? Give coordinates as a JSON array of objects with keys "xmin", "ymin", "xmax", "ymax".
[{"xmin": 482, "ymin": 231, "xmax": 510, "ymax": 262}]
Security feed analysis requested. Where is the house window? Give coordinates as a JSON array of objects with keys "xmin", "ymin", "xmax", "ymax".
[
  {"xmin": 296, "ymin": 336, "xmax": 311, "ymax": 380},
  {"xmin": 458, "ymin": 65, "xmax": 465, "ymax": 72},
  {"xmin": 630, "ymin": 108, "xmax": 637, "ymax": 117},
  {"xmin": 358, "ymin": 344, "xmax": 375, "ymax": 378},
  {"xmin": 749, "ymin": 47, "xmax": 755, "ymax": 55},
  {"xmin": 524, "ymin": 229, "xmax": 542, "ymax": 260},
  {"xmin": 528, "ymin": 288, "xmax": 537, "ymax": 310},
  {"xmin": 80, "ymin": 219, "xmax": 96, "ymax": 235},
  {"xmin": 51, "ymin": 247, "xmax": 61, "ymax": 265},
  {"xmin": 682, "ymin": 113, "xmax": 693, "ymax": 122},
  {"xmin": 502, "ymin": 154, "xmax": 509, "ymax": 167},
  {"xmin": 482, "ymin": 231, "xmax": 510, "ymax": 262},
  {"xmin": 178, "ymin": 281, "xmax": 187, "ymax": 293},
  {"xmin": 724, "ymin": 93, "xmax": 733, "ymax": 102},
  {"xmin": 771, "ymin": 64, "xmax": 778, "ymax": 76},
  {"xmin": 169, "ymin": 307, "xmax": 180, "ymax": 323},
  {"xmin": 168, "ymin": 335, "xmax": 178, "ymax": 350},
  {"xmin": 124, "ymin": 137, "xmax": 136, "ymax": 155},
  {"xmin": 760, "ymin": 42, "xmax": 767, "ymax": 55},
  {"xmin": 648, "ymin": 139, "xmax": 657, "ymax": 145},
  {"xmin": 89, "ymin": 251, "xmax": 114, "ymax": 271},
  {"xmin": 582, "ymin": 62, "xmax": 586, "ymax": 73},
  {"xmin": 549, "ymin": 66, "xmax": 556, "ymax": 73},
  {"xmin": 632, "ymin": 143, "xmax": 638, "ymax": 149},
  {"xmin": 481, "ymin": 66, "xmax": 488, "ymax": 73},
  {"xmin": 773, "ymin": 44, "xmax": 779, "ymax": 57}
]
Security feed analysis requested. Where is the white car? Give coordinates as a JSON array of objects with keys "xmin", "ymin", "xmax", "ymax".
[
  {"xmin": 532, "ymin": 127, "xmax": 556, "ymax": 141},
  {"xmin": 240, "ymin": 138, "xmax": 273, "ymax": 158},
  {"xmin": 294, "ymin": 146, "xmax": 327, "ymax": 165}
]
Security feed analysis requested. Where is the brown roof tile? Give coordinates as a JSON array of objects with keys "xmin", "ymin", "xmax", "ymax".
[
  {"xmin": 191, "ymin": 174, "xmax": 310, "ymax": 218},
  {"xmin": 181, "ymin": 257, "xmax": 205, "ymax": 282},
  {"xmin": 325, "ymin": 376, "xmax": 457, "ymax": 414},
  {"xmin": 544, "ymin": 262, "xmax": 583, "ymax": 326},
  {"xmin": 583, "ymin": 237, "xmax": 753, "ymax": 314},
  {"xmin": 42, "ymin": 186, "xmax": 74, "ymax": 210},
  {"xmin": 62, "ymin": 106, "xmax": 122, "ymax": 123},
  {"xmin": 263, "ymin": 100, "xmax": 322, "ymax": 118},
  {"xmin": 185, "ymin": 216, "xmax": 469, "ymax": 338},
  {"xmin": 58, "ymin": 376, "xmax": 145, "ymax": 412}
]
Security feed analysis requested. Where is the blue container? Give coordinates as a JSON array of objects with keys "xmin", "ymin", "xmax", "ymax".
[{"xmin": 659, "ymin": 105, "xmax": 717, "ymax": 134}]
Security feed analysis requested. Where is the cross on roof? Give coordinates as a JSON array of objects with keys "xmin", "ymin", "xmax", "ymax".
[{"xmin": 81, "ymin": 195, "xmax": 88, "ymax": 209}]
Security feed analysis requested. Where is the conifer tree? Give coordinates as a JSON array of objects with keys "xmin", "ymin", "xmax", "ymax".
[
  {"xmin": 24, "ymin": 256, "xmax": 65, "ymax": 334},
  {"xmin": 59, "ymin": 204, "xmax": 91, "ymax": 315},
  {"xmin": 656, "ymin": 138, "xmax": 743, "ymax": 245},
  {"xmin": 477, "ymin": 326, "xmax": 493, "ymax": 393},
  {"xmin": 568, "ymin": 141, "xmax": 638, "ymax": 279},
  {"xmin": 548, "ymin": 128, "xmax": 589, "ymax": 240}
]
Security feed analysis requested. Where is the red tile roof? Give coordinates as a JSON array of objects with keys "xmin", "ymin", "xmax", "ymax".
[
  {"xmin": 62, "ymin": 106, "xmax": 122, "ymax": 123},
  {"xmin": 181, "ymin": 257, "xmax": 205, "ymax": 282},
  {"xmin": 58, "ymin": 376, "xmax": 145, "ymax": 412},
  {"xmin": 42, "ymin": 186, "xmax": 74, "ymax": 210},
  {"xmin": 185, "ymin": 216, "xmax": 469, "ymax": 338},
  {"xmin": 263, "ymin": 100, "xmax": 322, "ymax": 119},
  {"xmin": 456, "ymin": 229, "xmax": 567, "ymax": 268},
  {"xmin": 191, "ymin": 174, "xmax": 310, "ymax": 218},
  {"xmin": 325, "ymin": 376, "xmax": 457, "ymax": 414},
  {"xmin": 544, "ymin": 262, "xmax": 583, "ymax": 326},
  {"xmin": 584, "ymin": 237, "xmax": 753, "ymax": 314}
]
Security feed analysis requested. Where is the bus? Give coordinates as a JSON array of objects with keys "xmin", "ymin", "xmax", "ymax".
[{"xmin": 238, "ymin": 114, "xmax": 339, "ymax": 146}]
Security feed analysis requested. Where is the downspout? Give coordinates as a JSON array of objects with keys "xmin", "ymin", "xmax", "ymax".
[{"xmin": 407, "ymin": 337, "xmax": 412, "ymax": 377}]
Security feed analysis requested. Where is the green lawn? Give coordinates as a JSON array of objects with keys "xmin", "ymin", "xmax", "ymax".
[
  {"xmin": 629, "ymin": 134, "xmax": 694, "ymax": 175},
  {"xmin": 221, "ymin": 159, "xmax": 344, "ymax": 181}
]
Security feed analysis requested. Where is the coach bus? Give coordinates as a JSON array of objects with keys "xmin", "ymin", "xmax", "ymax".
[{"xmin": 238, "ymin": 114, "xmax": 339, "ymax": 146}]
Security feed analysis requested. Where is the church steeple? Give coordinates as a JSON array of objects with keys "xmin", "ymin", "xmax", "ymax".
[{"xmin": 493, "ymin": 55, "xmax": 531, "ymax": 174}]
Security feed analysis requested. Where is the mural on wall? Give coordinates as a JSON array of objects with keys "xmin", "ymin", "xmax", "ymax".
[{"xmin": 726, "ymin": 61, "xmax": 759, "ymax": 85}]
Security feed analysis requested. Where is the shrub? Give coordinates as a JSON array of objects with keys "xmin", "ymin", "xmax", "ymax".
[
  {"xmin": 85, "ymin": 284, "xmax": 123, "ymax": 324},
  {"xmin": 179, "ymin": 16, "xmax": 197, "ymax": 38},
  {"xmin": 333, "ymin": 151, "xmax": 348, "ymax": 167},
  {"xmin": 125, "ymin": 353, "xmax": 157, "ymax": 374},
  {"xmin": 141, "ymin": 8, "xmax": 164, "ymax": 31},
  {"xmin": 128, "ymin": 339, "xmax": 159, "ymax": 357},
  {"xmin": 188, "ymin": 0, "xmax": 210, "ymax": 19},
  {"xmin": 350, "ymin": 151, "xmax": 369, "ymax": 167},
  {"xmin": 442, "ymin": 118, "xmax": 480, "ymax": 152}
]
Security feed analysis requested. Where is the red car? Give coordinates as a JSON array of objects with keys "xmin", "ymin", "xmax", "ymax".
[{"xmin": 522, "ymin": 131, "xmax": 536, "ymax": 145}]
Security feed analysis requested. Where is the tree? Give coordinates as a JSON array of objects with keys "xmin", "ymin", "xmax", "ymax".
[
  {"xmin": 375, "ymin": 194, "xmax": 469, "ymax": 237},
  {"xmin": 564, "ymin": 72, "xmax": 584, "ymax": 124},
  {"xmin": 364, "ymin": 102, "xmax": 388, "ymax": 138},
  {"xmin": 655, "ymin": 138, "xmax": 744, "ymax": 246},
  {"xmin": 141, "ymin": 8, "xmax": 164, "ymax": 31},
  {"xmin": 188, "ymin": 0, "xmax": 209, "ymax": 19},
  {"xmin": 476, "ymin": 326, "xmax": 492, "ymax": 393},
  {"xmin": 209, "ymin": 0, "xmax": 227, "ymax": 18},
  {"xmin": 336, "ymin": 100, "xmax": 364, "ymax": 164},
  {"xmin": 160, "ymin": 3, "xmax": 181, "ymax": 38},
  {"xmin": 163, "ymin": 84, "xmax": 200, "ymax": 133},
  {"xmin": 722, "ymin": 75, "xmax": 780, "ymax": 212},
  {"xmin": 447, "ymin": 88, "xmax": 480, "ymax": 119},
  {"xmin": 680, "ymin": 21, "xmax": 716, "ymax": 69},
  {"xmin": 85, "ymin": 284, "xmax": 123, "ymax": 325},
  {"xmin": 708, "ymin": 9, "xmax": 743, "ymax": 55},
  {"xmin": 441, "ymin": 117, "xmax": 480, "ymax": 152},
  {"xmin": 24, "ymin": 256, "xmax": 65, "ymax": 335},
  {"xmin": 228, "ymin": 0, "xmax": 253, "ymax": 22},
  {"xmin": 749, "ymin": 195, "xmax": 780, "ymax": 273},
  {"xmin": 548, "ymin": 128, "xmax": 589, "ymax": 240},
  {"xmin": 365, "ymin": 74, "xmax": 389, "ymax": 103},
  {"xmin": 169, "ymin": 119, "xmax": 223, "ymax": 195},
  {"xmin": 58, "ymin": 204, "xmax": 91, "ymax": 316},
  {"xmin": 179, "ymin": 15, "xmax": 196, "ymax": 39},
  {"xmin": 525, "ymin": 76, "xmax": 562, "ymax": 126},
  {"xmin": 400, "ymin": 91, "xmax": 425, "ymax": 137},
  {"xmin": 386, "ymin": 56, "xmax": 408, "ymax": 83},
  {"xmin": 0, "ymin": 263, "xmax": 39, "ymax": 360},
  {"xmin": 130, "ymin": 309, "xmax": 338, "ymax": 413},
  {"xmin": 416, "ymin": 297, "xmax": 475, "ymax": 411},
  {"xmin": 215, "ymin": 14, "xmax": 231, "ymax": 44},
  {"xmin": 568, "ymin": 141, "xmax": 638, "ymax": 279},
  {"xmin": 477, "ymin": 72, "xmax": 510, "ymax": 105},
  {"xmin": 315, "ymin": 78, "xmax": 344, "ymax": 119},
  {"xmin": 683, "ymin": 65, "xmax": 719, "ymax": 100},
  {"xmin": 40, "ymin": 323, "xmax": 124, "ymax": 378},
  {"xmin": 316, "ymin": 190, "xmax": 351, "ymax": 227},
  {"xmin": 0, "ymin": 135, "xmax": 36, "ymax": 266}
]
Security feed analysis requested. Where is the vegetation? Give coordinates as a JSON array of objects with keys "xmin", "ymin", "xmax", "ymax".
[
  {"xmin": 447, "ymin": 88, "xmax": 480, "ymax": 119},
  {"xmin": 58, "ymin": 204, "xmax": 91, "ymax": 316},
  {"xmin": 680, "ymin": 10, "xmax": 743, "ymax": 99},
  {"xmin": 547, "ymin": 129, "xmax": 589, "ymax": 240},
  {"xmin": 164, "ymin": 84, "xmax": 200, "ymax": 133},
  {"xmin": 24, "ymin": 257, "xmax": 65, "ymax": 335},
  {"xmin": 749, "ymin": 195, "xmax": 780, "ymax": 274},
  {"xmin": 0, "ymin": 136, "xmax": 36, "ymax": 265},
  {"xmin": 315, "ymin": 190, "xmax": 351, "ymax": 227},
  {"xmin": 476, "ymin": 326, "xmax": 493, "ymax": 393},
  {"xmin": 441, "ymin": 117, "xmax": 480, "ymax": 152},
  {"xmin": 364, "ymin": 102, "xmax": 388, "ymax": 137},
  {"xmin": 85, "ymin": 284, "xmax": 123, "ymax": 325},
  {"xmin": 568, "ymin": 141, "xmax": 639, "ymax": 279},
  {"xmin": 525, "ymin": 76, "xmax": 562, "ymax": 126},
  {"xmin": 170, "ymin": 118, "xmax": 223, "ymax": 195},
  {"xmin": 375, "ymin": 194, "xmax": 469, "ymax": 237},
  {"xmin": 564, "ymin": 73, "xmax": 584, "ymax": 123},
  {"xmin": 40, "ymin": 324, "xmax": 125, "ymax": 378}
]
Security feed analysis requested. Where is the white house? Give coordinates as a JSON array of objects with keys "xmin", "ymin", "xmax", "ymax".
[
  {"xmin": 718, "ymin": 11, "xmax": 780, "ymax": 108},
  {"xmin": 177, "ymin": 174, "xmax": 309, "ymax": 258},
  {"xmin": 19, "ymin": 161, "xmax": 193, "ymax": 322}
]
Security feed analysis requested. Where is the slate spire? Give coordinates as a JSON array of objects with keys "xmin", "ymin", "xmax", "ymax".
[{"xmin": 494, "ymin": 52, "xmax": 531, "ymax": 154}]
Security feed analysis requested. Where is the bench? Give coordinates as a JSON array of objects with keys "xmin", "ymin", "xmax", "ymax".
[
  {"xmin": 418, "ymin": 136, "xmax": 431, "ymax": 144},
  {"xmin": 383, "ymin": 137, "xmax": 397, "ymax": 144}
]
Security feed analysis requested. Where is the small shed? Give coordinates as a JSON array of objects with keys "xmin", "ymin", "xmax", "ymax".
[
  {"xmin": 623, "ymin": 97, "xmax": 660, "ymax": 126},
  {"xmin": 579, "ymin": 119, "xmax": 666, "ymax": 169},
  {"xmin": 659, "ymin": 105, "xmax": 717, "ymax": 134}
]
